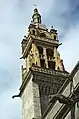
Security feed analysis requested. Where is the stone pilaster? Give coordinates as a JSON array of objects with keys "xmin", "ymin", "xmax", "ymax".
[
  {"xmin": 54, "ymin": 47, "xmax": 57, "ymax": 70},
  {"xmin": 43, "ymin": 47, "xmax": 48, "ymax": 68}
]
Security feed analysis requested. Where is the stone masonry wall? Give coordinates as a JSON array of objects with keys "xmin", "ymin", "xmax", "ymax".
[{"xmin": 21, "ymin": 76, "xmax": 34, "ymax": 119}]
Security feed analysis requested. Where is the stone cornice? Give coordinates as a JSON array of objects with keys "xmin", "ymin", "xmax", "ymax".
[
  {"xmin": 32, "ymin": 35, "xmax": 59, "ymax": 46},
  {"xmin": 22, "ymin": 34, "xmax": 61, "ymax": 58},
  {"xmin": 19, "ymin": 66, "xmax": 69, "ymax": 97},
  {"xmin": 31, "ymin": 66, "xmax": 69, "ymax": 78}
]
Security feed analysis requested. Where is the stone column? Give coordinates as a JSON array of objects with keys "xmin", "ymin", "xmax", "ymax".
[
  {"xmin": 43, "ymin": 47, "xmax": 48, "ymax": 68},
  {"xmin": 54, "ymin": 47, "xmax": 57, "ymax": 58}
]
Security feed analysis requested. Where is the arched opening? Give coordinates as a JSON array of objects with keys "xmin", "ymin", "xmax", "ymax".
[
  {"xmin": 37, "ymin": 46, "xmax": 43, "ymax": 54},
  {"xmin": 32, "ymin": 30, "xmax": 35, "ymax": 35},
  {"xmin": 46, "ymin": 48, "xmax": 54, "ymax": 60},
  {"xmin": 32, "ymin": 63, "xmax": 35, "ymax": 66}
]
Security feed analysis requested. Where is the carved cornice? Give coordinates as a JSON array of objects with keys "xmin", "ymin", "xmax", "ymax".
[
  {"xmin": 31, "ymin": 66, "xmax": 69, "ymax": 78},
  {"xmin": 32, "ymin": 35, "xmax": 59, "ymax": 46},
  {"xmin": 19, "ymin": 66, "xmax": 69, "ymax": 97}
]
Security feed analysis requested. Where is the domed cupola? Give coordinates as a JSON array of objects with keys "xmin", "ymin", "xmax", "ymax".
[{"xmin": 32, "ymin": 8, "xmax": 41, "ymax": 24}]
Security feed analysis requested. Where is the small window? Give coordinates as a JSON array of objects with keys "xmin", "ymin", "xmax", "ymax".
[
  {"xmin": 49, "ymin": 87, "xmax": 50, "ymax": 93},
  {"xmin": 37, "ymin": 46, "xmax": 43, "ymax": 55},
  {"xmin": 48, "ymin": 61, "xmax": 55, "ymax": 70},
  {"xmin": 54, "ymin": 35, "xmax": 56, "ymax": 40},
  {"xmin": 36, "ymin": 62, "xmax": 37, "ymax": 65},
  {"xmin": 32, "ymin": 63, "xmax": 35, "ymax": 66},
  {"xmin": 46, "ymin": 48, "xmax": 54, "ymax": 57},
  {"xmin": 57, "ymin": 67, "xmax": 60, "ymax": 70},
  {"xmin": 40, "ymin": 59, "xmax": 45, "ymax": 67},
  {"xmin": 32, "ymin": 30, "xmax": 35, "ymax": 35}
]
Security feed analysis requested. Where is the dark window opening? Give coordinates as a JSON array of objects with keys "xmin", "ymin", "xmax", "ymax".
[
  {"xmin": 37, "ymin": 46, "xmax": 43, "ymax": 55},
  {"xmin": 77, "ymin": 102, "xmax": 79, "ymax": 108},
  {"xmin": 57, "ymin": 67, "xmax": 60, "ymax": 70},
  {"xmin": 49, "ymin": 87, "xmax": 50, "ymax": 93},
  {"xmin": 40, "ymin": 59, "xmax": 45, "ymax": 67},
  {"xmin": 32, "ymin": 30, "xmax": 35, "ymax": 35},
  {"xmin": 54, "ymin": 35, "xmax": 56, "ymax": 40},
  {"xmin": 48, "ymin": 61, "xmax": 55, "ymax": 69},
  {"xmin": 46, "ymin": 48, "xmax": 54, "ymax": 59},
  {"xmin": 36, "ymin": 62, "xmax": 37, "ymax": 65},
  {"xmin": 32, "ymin": 63, "xmax": 35, "ymax": 66},
  {"xmin": 40, "ymin": 33, "xmax": 46, "ymax": 37},
  {"xmin": 38, "ymin": 17, "xmax": 40, "ymax": 23}
]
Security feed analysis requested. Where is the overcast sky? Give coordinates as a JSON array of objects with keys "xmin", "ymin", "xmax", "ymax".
[{"xmin": 0, "ymin": 0, "xmax": 79, "ymax": 119}]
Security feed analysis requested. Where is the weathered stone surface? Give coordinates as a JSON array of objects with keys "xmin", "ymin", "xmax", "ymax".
[{"xmin": 21, "ymin": 76, "xmax": 34, "ymax": 119}]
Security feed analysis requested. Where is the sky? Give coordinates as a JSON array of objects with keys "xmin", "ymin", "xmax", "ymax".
[{"xmin": 0, "ymin": 0, "xmax": 79, "ymax": 119}]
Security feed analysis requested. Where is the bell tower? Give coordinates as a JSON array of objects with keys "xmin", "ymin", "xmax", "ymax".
[{"xmin": 19, "ymin": 8, "xmax": 69, "ymax": 119}]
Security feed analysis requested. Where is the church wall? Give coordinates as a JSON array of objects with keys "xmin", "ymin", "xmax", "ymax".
[
  {"xmin": 21, "ymin": 75, "xmax": 34, "ymax": 119},
  {"xmin": 32, "ymin": 81, "xmax": 41, "ymax": 118}
]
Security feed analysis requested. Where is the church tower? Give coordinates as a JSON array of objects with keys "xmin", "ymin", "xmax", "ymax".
[{"xmin": 19, "ymin": 8, "xmax": 69, "ymax": 119}]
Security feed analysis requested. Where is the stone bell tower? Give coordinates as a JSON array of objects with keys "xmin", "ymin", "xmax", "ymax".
[{"xmin": 19, "ymin": 8, "xmax": 69, "ymax": 119}]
